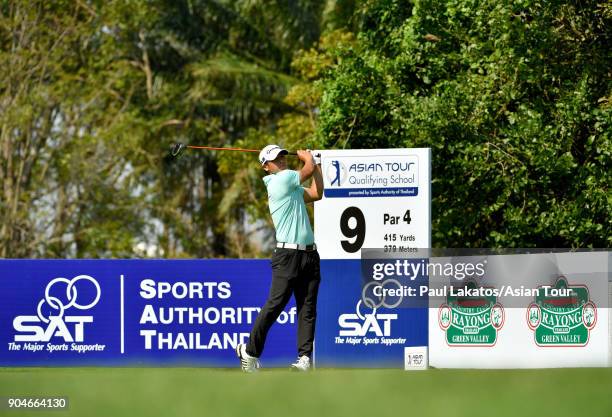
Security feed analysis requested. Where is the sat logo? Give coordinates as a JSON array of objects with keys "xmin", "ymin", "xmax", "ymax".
[
  {"xmin": 13, "ymin": 275, "xmax": 101, "ymax": 342},
  {"xmin": 338, "ymin": 299, "xmax": 398, "ymax": 337},
  {"xmin": 338, "ymin": 280, "xmax": 400, "ymax": 337}
]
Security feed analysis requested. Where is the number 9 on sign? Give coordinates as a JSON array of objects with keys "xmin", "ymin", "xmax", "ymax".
[{"xmin": 340, "ymin": 207, "xmax": 365, "ymax": 253}]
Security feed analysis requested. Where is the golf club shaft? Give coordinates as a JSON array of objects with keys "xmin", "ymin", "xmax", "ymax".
[{"xmin": 186, "ymin": 145, "xmax": 296, "ymax": 155}]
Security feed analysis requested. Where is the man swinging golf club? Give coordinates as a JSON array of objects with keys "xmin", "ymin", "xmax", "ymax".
[{"xmin": 236, "ymin": 145, "xmax": 323, "ymax": 372}]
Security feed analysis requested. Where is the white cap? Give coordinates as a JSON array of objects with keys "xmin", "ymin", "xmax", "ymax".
[{"xmin": 259, "ymin": 144, "xmax": 288, "ymax": 165}]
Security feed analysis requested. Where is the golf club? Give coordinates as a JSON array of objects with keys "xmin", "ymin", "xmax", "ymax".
[{"xmin": 170, "ymin": 143, "xmax": 320, "ymax": 158}]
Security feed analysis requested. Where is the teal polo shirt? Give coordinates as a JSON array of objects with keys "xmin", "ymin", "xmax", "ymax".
[{"xmin": 263, "ymin": 169, "xmax": 314, "ymax": 245}]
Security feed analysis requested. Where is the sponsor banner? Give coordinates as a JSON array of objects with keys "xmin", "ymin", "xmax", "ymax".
[
  {"xmin": 0, "ymin": 260, "xmax": 297, "ymax": 366},
  {"xmin": 315, "ymin": 260, "xmax": 428, "ymax": 368},
  {"xmin": 429, "ymin": 251, "xmax": 610, "ymax": 368}
]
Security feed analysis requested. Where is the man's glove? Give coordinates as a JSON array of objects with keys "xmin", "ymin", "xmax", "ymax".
[{"xmin": 310, "ymin": 150, "xmax": 321, "ymax": 165}]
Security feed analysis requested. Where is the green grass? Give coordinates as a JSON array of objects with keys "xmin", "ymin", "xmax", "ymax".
[{"xmin": 1, "ymin": 368, "xmax": 611, "ymax": 417}]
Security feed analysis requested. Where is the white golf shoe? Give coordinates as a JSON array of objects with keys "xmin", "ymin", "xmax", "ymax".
[
  {"xmin": 290, "ymin": 355, "xmax": 311, "ymax": 371},
  {"xmin": 236, "ymin": 344, "xmax": 260, "ymax": 373}
]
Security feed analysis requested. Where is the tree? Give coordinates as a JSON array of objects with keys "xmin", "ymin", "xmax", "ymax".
[{"xmin": 0, "ymin": 0, "xmax": 146, "ymax": 257}]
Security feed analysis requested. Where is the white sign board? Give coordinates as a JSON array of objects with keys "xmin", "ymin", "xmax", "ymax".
[{"xmin": 314, "ymin": 149, "xmax": 431, "ymax": 259}]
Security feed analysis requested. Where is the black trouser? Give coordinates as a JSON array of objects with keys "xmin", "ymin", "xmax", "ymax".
[{"xmin": 246, "ymin": 248, "xmax": 321, "ymax": 358}]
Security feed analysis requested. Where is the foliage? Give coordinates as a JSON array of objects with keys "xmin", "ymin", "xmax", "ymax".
[
  {"xmin": 316, "ymin": 0, "xmax": 611, "ymax": 247},
  {"xmin": 0, "ymin": 0, "xmax": 147, "ymax": 257}
]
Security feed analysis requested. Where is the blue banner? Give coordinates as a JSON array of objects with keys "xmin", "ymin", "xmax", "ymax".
[
  {"xmin": 0, "ymin": 260, "xmax": 296, "ymax": 367},
  {"xmin": 0, "ymin": 259, "xmax": 428, "ymax": 368}
]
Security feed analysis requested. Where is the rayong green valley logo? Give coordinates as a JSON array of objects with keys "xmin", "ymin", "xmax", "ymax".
[
  {"xmin": 526, "ymin": 276, "xmax": 596, "ymax": 346},
  {"xmin": 438, "ymin": 281, "xmax": 504, "ymax": 346}
]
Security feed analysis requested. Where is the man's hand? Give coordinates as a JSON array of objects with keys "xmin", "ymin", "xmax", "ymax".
[
  {"xmin": 297, "ymin": 149, "xmax": 315, "ymax": 183},
  {"xmin": 297, "ymin": 150, "xmax": 314, "ymax": 163}
]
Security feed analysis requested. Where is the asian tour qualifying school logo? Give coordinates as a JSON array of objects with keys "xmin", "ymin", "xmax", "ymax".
[
  {"xmin": 438, "ymin": 281, "xmax": 505, "ymax": 346},
  {"xmin": 325, "ymin": 159, "xmax": 347, "ymax": 187},
  {"xmin": 10, "ymin": 275, "xmax": 106, "ymax": 353},
  {"xmin": 526, "ymin": 276, "xmax": 596, "ymax": 346}
]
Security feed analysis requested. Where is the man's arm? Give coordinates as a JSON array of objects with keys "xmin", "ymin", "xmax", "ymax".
[
  {"xmin": 297, "ymin": 150, "xmax": 315, "ymax": 183},
  {"xmin": 303, "ymin": 156, "xmax": 323, "ymax": 204}
]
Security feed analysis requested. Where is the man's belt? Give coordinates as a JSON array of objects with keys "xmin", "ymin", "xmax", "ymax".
[{"xmin": 276, "ymin": 242, "xmax": 317, "ymax": 251}]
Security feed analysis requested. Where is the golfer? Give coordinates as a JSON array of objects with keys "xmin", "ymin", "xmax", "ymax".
[{"xmin": 236, "ymin": 145, "xmax": 323, "ymax": 372}]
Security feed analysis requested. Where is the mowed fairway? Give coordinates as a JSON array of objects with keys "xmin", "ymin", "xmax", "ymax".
[{"xmin": 1, "ymin": 368, "xmax": 611, "ymax": 417}]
